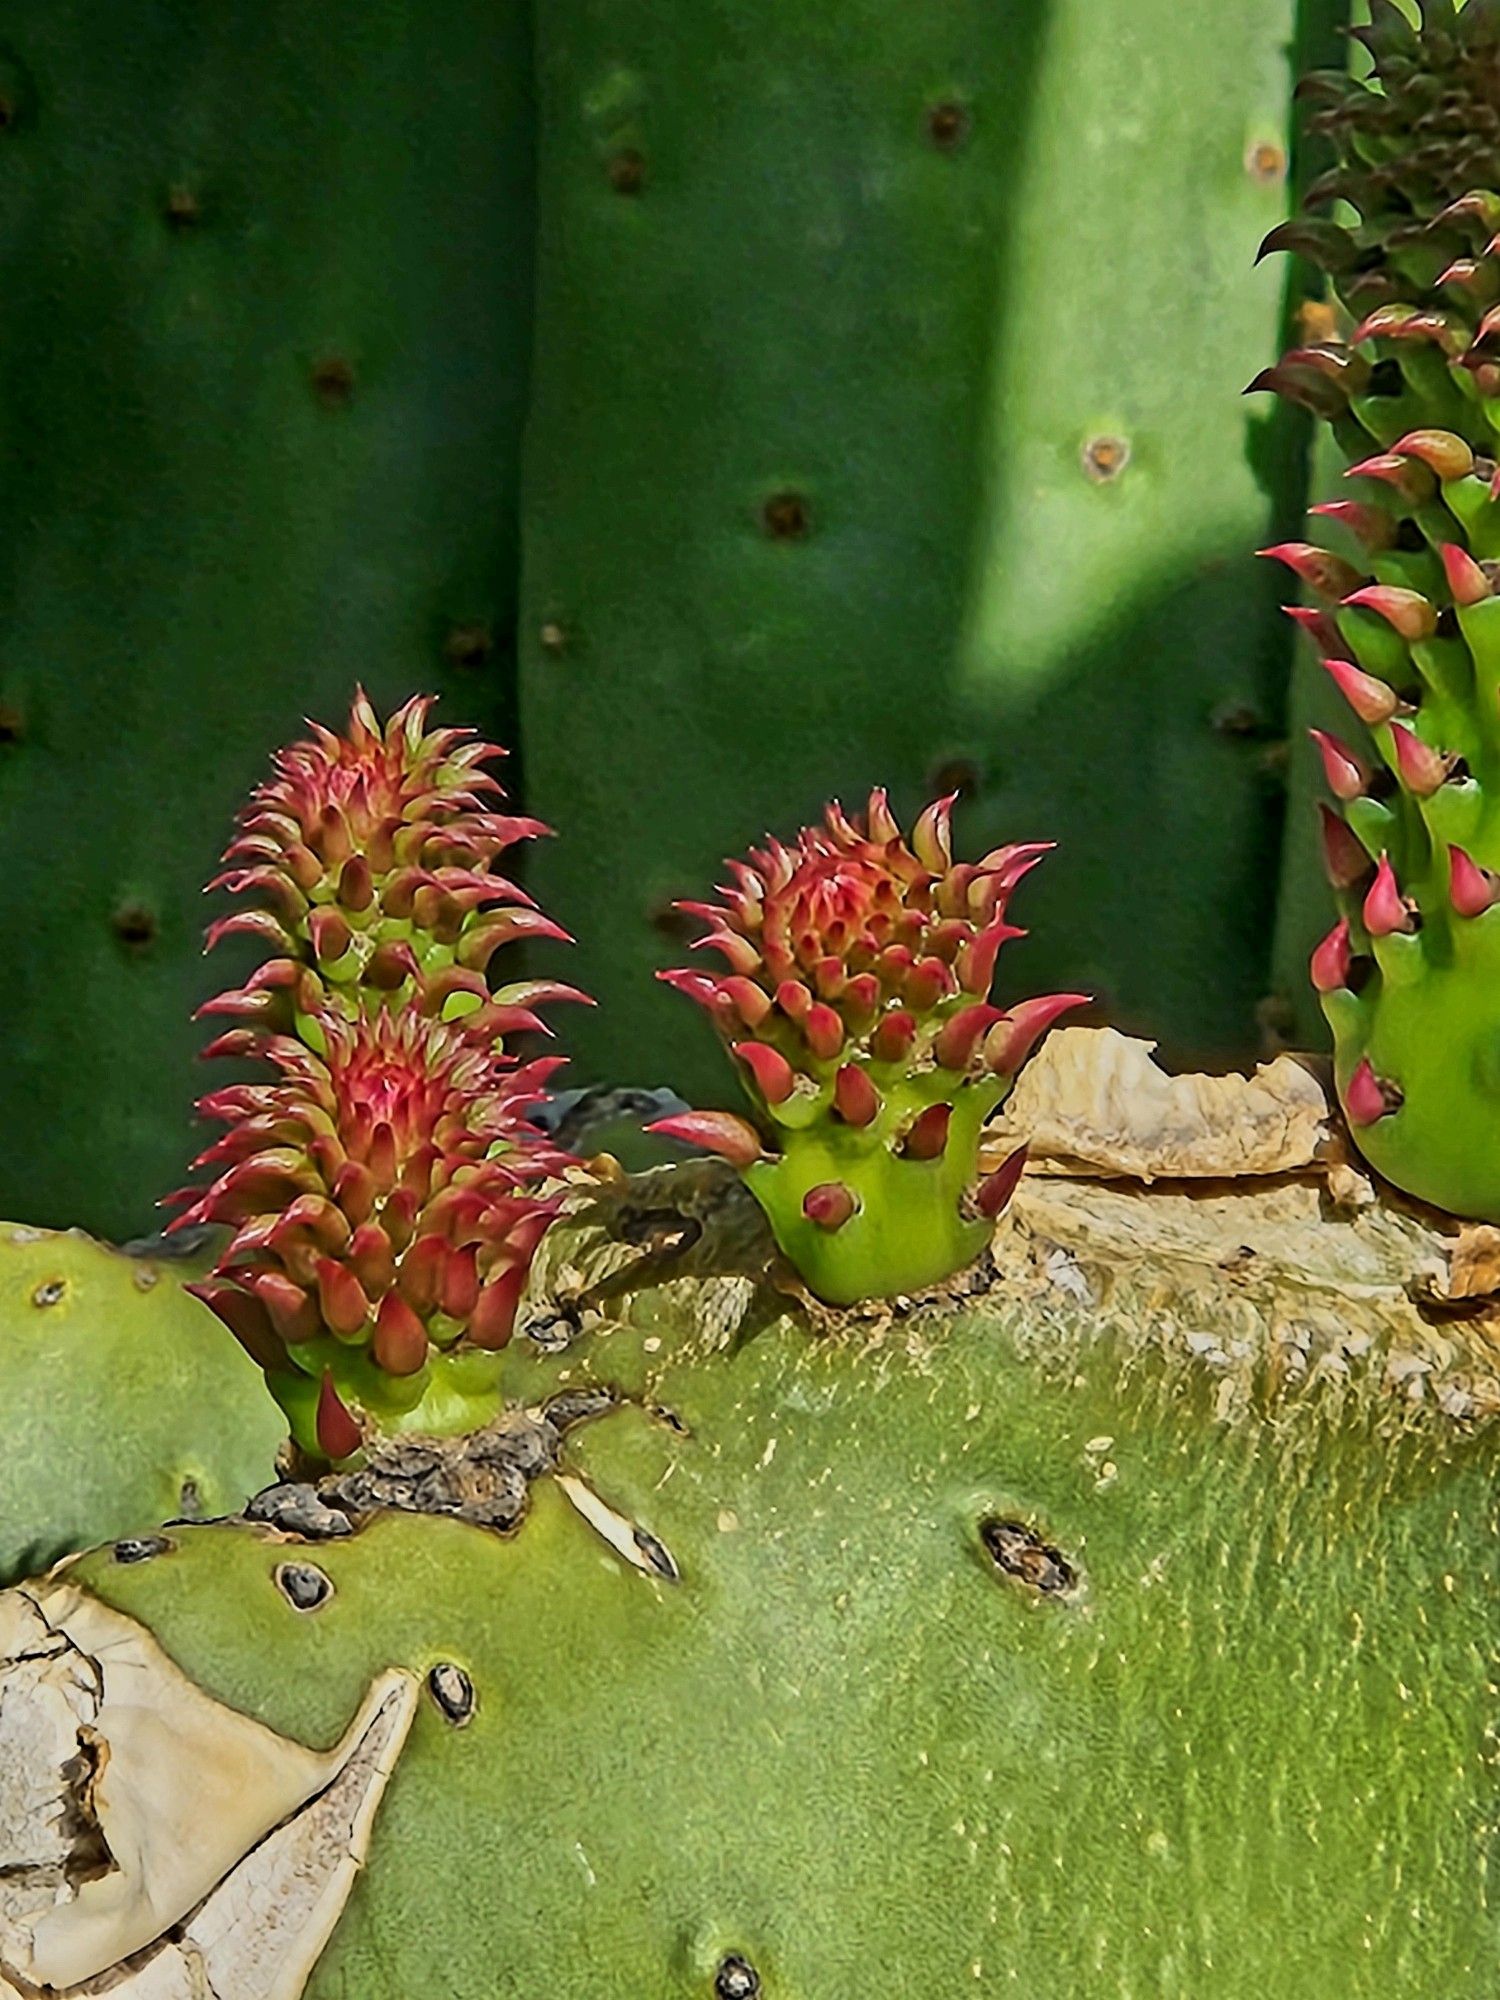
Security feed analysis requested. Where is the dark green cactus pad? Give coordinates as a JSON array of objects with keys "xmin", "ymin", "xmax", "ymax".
[
  {"xmin": 59, "ymin": 1177, "xmax": 1500, "ymax": 1998},
  {"xmin": 0, "ymin": 0, "xmax": 533, "ymax": 1239},
  {"xmin": 520, "ymin": 0, "xmax": 1337, "ymax": 1104},
  {"xmin": 0, "ymin": 1223, "xmax": 283, "ymax": 1584}
]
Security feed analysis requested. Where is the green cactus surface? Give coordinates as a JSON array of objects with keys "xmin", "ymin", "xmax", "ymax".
[
  {"xmin": 0, "ymin": 0, "xmax": 533, "ymax": 1240},
  {"xmin": 0, "ymin": 1223, "xmax": 283, "ymax": 1584},
  {"xmin": 520, "ymin": 0, "xmax": 1340, "ymax": 1104},
  {"xmin": 53, "ymin": 1241, "xmax": 1499, "ymax": 2000},
  {"xmin": 1261, "ymin": 0, "xmax": 1500, "ymax": 1218}
]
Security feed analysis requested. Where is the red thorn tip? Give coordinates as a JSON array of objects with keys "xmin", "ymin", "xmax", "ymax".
[
  {"xmin": 1308, "ymin": 728, "xmax": 1368, "ymax": 802},
  {"xmin": 1309, "ymin": 918, "xmax": 1353, "ymax": 993},
  {"xmin": 1320, "ymin": 656, "xmax": 1398, "ymax": 726},
  {"xmin": 732, "ymin": 1041, "xmax": 796, "ymax": 1105},
  {"xmin": 1345, "ymin": 1057, "xmax": 1401, "ymax": 1128},
  {"xmin": 976, "ymin": 1144, "xmax": 1029, "ymax": 1220},
  {"xmin": 833, "ymin": 1064, "xmax": 881, "ymax": 1127},
  {"xmin": 1389, "ymin": 723, "xmax": 1448, "ymax": 798},
  {"xmin": 984, "ymin": 993, "xmax": 1089, "ymax": 1075},
  {"xmin": 1362, "ymin": 853, "xmax": 1416, "ymax": 937},
  {"xmin": 933, "ymin": 1004, "xmax": 1006, "ymax": 1071},
  {"xmin": 1318, "ymin": 805, "xmax": 1372, "ymax": 890},
  {"xmin": 645, "ymin": 1112, "xmax": 765, "ymax": 1168},
  {"xmin": 1255, "ymin": 543, "xmax": 1361, "ymax": 598},
  {"xmin": 903, "ymin": 1103, "xmax": 952, "ymax": 1161},
  {"xmin": 1449, "ymin": 845, "xmax": 1500, "ymax": 919},
  {"xmin": 315, "ymin": 1371, "xmax": 363, "ymax": 1462},
  {"xmin": 1340, "ymin": 585, "xmax": 1437, "ymax": 641},
  {"xmin": 1440, "ymin": 543, "xmax": 1492, "ymax": 607},
  {"xmin": 803, "ymin": 1182, "xmax": 857, "ymax": 1230}
]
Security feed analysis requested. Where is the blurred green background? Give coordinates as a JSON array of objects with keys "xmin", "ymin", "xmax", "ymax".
[{"xmin": 0, "ymin": 0, "xmax": 1350, "ymax": 1237}]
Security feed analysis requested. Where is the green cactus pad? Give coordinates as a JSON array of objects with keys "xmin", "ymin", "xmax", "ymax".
[
  {"xmin": 0, "ymin": 1223, "xmax": 284, "ymax": 1583},
  {"xmin": 52, "ymin": 1181, "xmax": 1500, "ymax": 1999}
]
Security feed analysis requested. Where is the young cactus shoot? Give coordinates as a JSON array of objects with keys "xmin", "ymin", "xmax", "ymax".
[
  {"xmin": 174, "ymin": 693, "xmax": 586, "ymax": 1461},
  {"xmin": 652, "ymin": 791, "xmax": 1084, "ymax": 1303},
  {"xmin": 1259, "ymin": 0, "xmax": 1500, "ymax": 1220}
]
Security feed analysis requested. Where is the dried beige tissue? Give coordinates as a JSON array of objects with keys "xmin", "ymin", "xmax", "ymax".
[{"xmin": 0, "ymin": 1580, "xmax": 415, "ymax": 1998}]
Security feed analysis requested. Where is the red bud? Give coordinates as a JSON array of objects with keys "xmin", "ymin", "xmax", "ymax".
[
  {"xmin": 1308, "ymin": 729, "xmax": 1369, "ymax": 802},
  {"xmin": 372, "ymin": 1292, "xmax": 429, "ymax": 1375},
  {"xmin": 834, "ymin": 1064, "xmax": 880, "ymax": 1127},
  {"xmin": 803, "ymin": 1182, "xmax": 857, "ymax": 1230},
  {"xmin": 1389, "ymin": 722, "xmax": 1448, "ymax": 797},
  {"xmin": 903, "ymin": 1104, "xmax": 951, "ymax": 1161},
  {"xmin": 1440, "ymin": 543, "xmax": 1492, "ymax": 607},
  {"xmin": 1309, "ymin": 918, "xmax": 1352, "ymax": 993},
  {"xmin": 1341, "ymin": 584, "xmax": 1437, "ymax": 642},
  {"xmin": 976, "ymin": 1143, "xmax": 1029, "ymax": 1219},
  {"xmin": 1362, "ymin": 853, "xmax": 1417, "ymax": 937},
  {"xmin": 983, "ymin": 993, "xmax": 1089, "ymax": 1074},
  {"xmin": 1320, "ymin": 655, "xmax": 1398, "ymax": 726},
  {"xmin": 645, "ymin": 1112, "xmax": 765, "ymax": 1167},
  {"xmin": 733, "ymin": 1041, "xmax": 796, "ymax": 1104},
  {"xmin": 1345, "ymin": 1057, "xmax": 1402, "ymax": 1127},
  {"xmin": 315, "ymin": 1370, "xmax": 363, "ymax": 1462},
  {"xmin": 1448, "ymin": 844, "xmax": 1500, "ymax": 918}
]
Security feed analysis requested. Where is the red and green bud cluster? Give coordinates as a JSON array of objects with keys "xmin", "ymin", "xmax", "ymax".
[
  {"xmin": 179, "ymin": 1014, "xmax": 571, "ymax": 1456},
  {"xmin": 1260, "ymin": 0, "xmax": 1500, "ymax": 1220},
  {"xmin": 652, "ymin": 790, "xmax": 1083, "ymax": 1303},
  {"xmin": 177, "ymin": 693, "xmax": 584, "ymax": 1458},
  {"xmin": 203, "ymin": 688, "xmax": 584, "ymax": 1037}
]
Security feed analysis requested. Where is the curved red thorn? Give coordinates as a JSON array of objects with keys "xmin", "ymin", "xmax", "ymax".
[
  {"xmin": 1389, "ymin": 722, "xmax": 1448, "ymax": 797},
  {"xmin": 1362, "ymin": 853, "xmax": 1416, "ymax": 937},
  {"xmin": 732, "ymin": 1040, "xmax": 796, "ymax": 1104},
  {"xmin": 1256, "ymin": 543, "xmax": 1363, "ymax": 600},
  {"xmin": 1318, "ymin": 805, "xmax": 1373, "ymax": 891},
  {"xmin": 1320, "ymin": 656, "xmax": 1398, "ymax": 726},
  {"xmin": 983, "ymin": 994, "xmax": 1089, "ymax": 1075},
  {"xmin": 1341, "ymin": 584, "xmax": 1437, "ymax": 642},
  {"xmin": 1392, "ymin": 429, "xmax": 1475, "ymax": 481},
  {"xmin": 1345, "ymin": 1057, "xmax": 1401, "ymax": 1128},
  {"xmin": 1448, "ymin": 844, "xmax": 1500, "ymax": 919},
  {"xmin": 1440, "ymin": 542, "xmax": 1492, "ymax": 607},
  {"xmin": 1308, "ymin": 728, "xmax": 1369, "ymax": 802},
  {"xmin": 976, "ymin": 1143, "xmax": 1029, "ymax": 1220},
  {"xmin": 903, "ymin": 1103, "xmax": 952, "ymax": 1161},
  {"xmin": 315, "ymin": 1370, "xmax": 364, "ymax": 1463},
  {"xmin": 1309, "ymin": 918, "xmax": 1353, "ymax": 994},
  {"xmin": 645, "ymin": 1111, "xmax": 766, "ymax": 1167}
]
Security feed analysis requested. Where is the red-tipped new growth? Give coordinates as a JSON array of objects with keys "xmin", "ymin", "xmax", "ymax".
[
  {"xmin": 180, "ymin": 1007, "xmax": 575, "ymax": 1392},
  {"xmin": 658, "ymin": 790, "xmax": 1080, "ymax": 1303},
  {"xmin": 1389, "ymin": 723, "xmax": 1450, "ymax": 797},
  {"xmin": 205, "ymin": 688, "xmax": 583, "ymax": 1039}
]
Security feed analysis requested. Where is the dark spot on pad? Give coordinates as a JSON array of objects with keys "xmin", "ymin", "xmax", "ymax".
[
  {"xmin": 979, "ymin": 1516, "xmax": 1076, "ymax": 1596},
  {"xmin": 607, "ymin": 148, "xmax": 646, "ymax": 194},
  {"xmin": 111, "ymin": 902, "xmax": 158, "ymax": 949},
  {"xmin": 761, "ymin": 491, "xmax": 811, "ymax": 540},
  {"xmin": 275, "ymin": 1561, "xmax": 333, "ymax": 1612},
  {"xmin": 113, "ymin": 1535, "xmax": 174, "ymax": 1566},
  {"xmin": 177, "ymin": 1476, "xmax": 202, "ymax": 1520},
  {"xmin": 164, "ymin": 185, "xmax": 200, "ymax": 228},
  {"xmin": 311, "ymin": 356, "xmax": 355, "ymax": 406},
  {"xmin": 444, "ymin": 623, "xmax": 493, "ymax": 670},
  {"xmin": 1082, "ymin": 435, "xmax": 1130, "ymax": 483},
  {"xmin": 715, "ymin": 1956, "xmax": 760, "ymax": 1998},
  {"xmin": 428, "ymin": 1662, "xmax": 475, "ymax": 1726},
  {"xmin": 926, "ymin": 101, "xmax": 969, "ymax": 149},
  {"xmin": 31, "ymin": 1278, "xmax": 66, "ymax": 1307}
]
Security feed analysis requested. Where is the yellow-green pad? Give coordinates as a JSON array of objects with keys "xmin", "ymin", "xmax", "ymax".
[
  {"xmin": 0, "ymin": 1224, "xmax": 283, "ymax": 1582},
  {"xmin": 80, "ymin": 1291, "xmax": 1498, "ymax": 1996}
]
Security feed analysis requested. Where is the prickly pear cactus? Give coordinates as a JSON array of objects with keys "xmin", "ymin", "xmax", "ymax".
[
  {"xmin": 0, "ymin": 1223, "xmax": 283, "ymax": 1584},
  {"xmin": 1260, "ymin": 0, "xmax": 1500, "ymax": 1216},
  {"xmin": 651, "ymin": 790, "xmax": 1082, "ymax": 1300},
  {"xmin": 5, "ymin": 1152, "xmax": 1498, "ymax": 1999}
]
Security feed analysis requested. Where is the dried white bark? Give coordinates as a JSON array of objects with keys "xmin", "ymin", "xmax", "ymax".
[{"xmin": 0, "ymin": 1579, "xmax": 414, "ymax": 1998}]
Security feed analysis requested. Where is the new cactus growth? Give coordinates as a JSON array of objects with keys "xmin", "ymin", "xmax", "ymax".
[
  {"xmin": 651, "ymin": 791, "xmax": 1084, "ymax": 1301},
  {"xmin": 1259, "ymin": 0, "xmax": 1500, "ymax": 1219},
  {"xmin": 172, "ymin": 694, "xmax": 584, "ymax": 1460},
  {"xmin": 204, "ymin": 688, "xmax": 584, "ymax": 1036}
]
